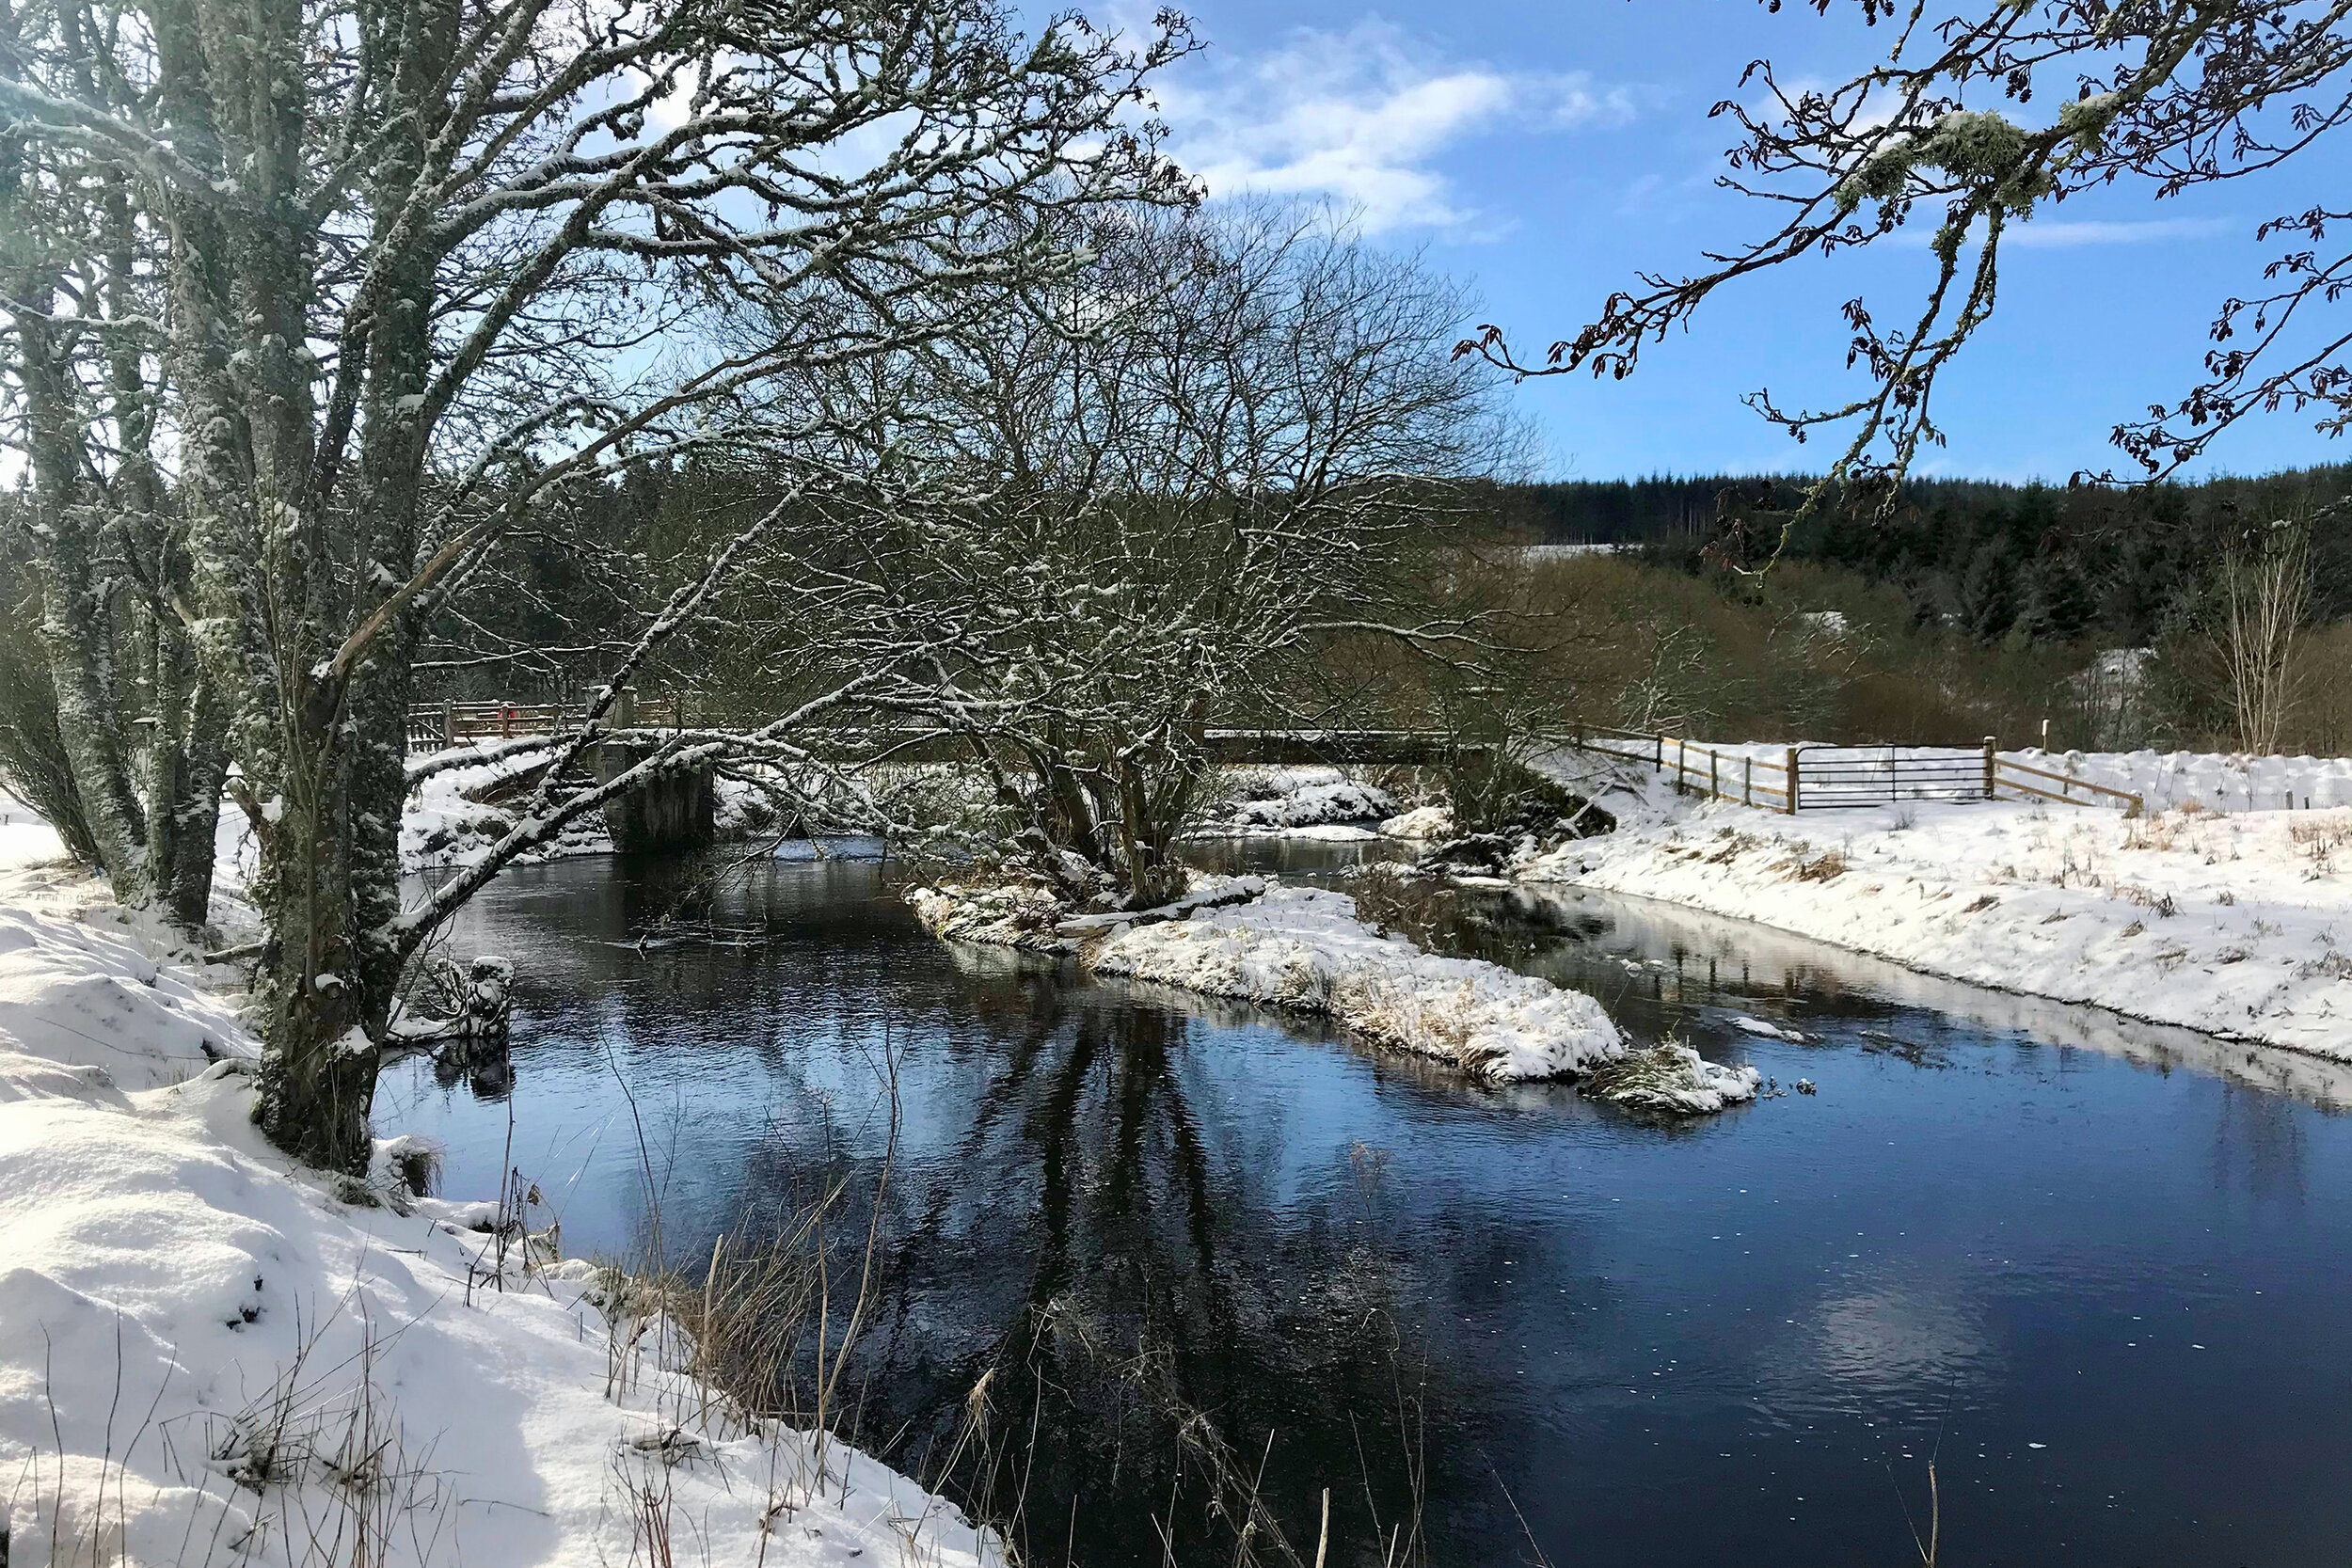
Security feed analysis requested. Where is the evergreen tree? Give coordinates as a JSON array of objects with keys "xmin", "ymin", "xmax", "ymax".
[
  {"xmin": 2018, "ymin": 548, "xmax": 2097, "ymax": 643},
  {"xmin": 1959, "ymin": 540, "xmax": 2019, "ymax": 642}
]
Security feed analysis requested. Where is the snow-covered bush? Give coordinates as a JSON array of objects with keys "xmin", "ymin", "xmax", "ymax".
[
  {"xmin": 1581, "ymin": 1038, "xmax": 1763, "ymax": 1115},
  {"xmin": 1221, "ymin": 773, "xmax": 1397, "ymax": 829}
]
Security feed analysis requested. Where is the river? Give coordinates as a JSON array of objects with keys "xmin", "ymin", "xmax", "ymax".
[{"xmin": 378, "ymin": 842, "xmax": 2352, "ymax": 1566}]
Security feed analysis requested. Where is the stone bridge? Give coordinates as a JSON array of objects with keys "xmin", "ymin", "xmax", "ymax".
[{"xmin": 434, "ymin": 722, "xmax": 1477, "ymax": 854}]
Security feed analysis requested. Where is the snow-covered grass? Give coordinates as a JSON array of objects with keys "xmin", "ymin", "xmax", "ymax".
[
  {"xmin": 904, "ymin": 869, "xmax": 1673, "ymax": 1087},
  {"xmin": 1520, "ymin": 752, "xmax": 2352, "ymax": 1063},
  {"xmin": 1378, "ymin": 804, "xmax": 1454, "ymax": 840},
  {"xmin": 1203, "ymin": 767, "xmax": 1401, "ymax": 834},
  {"xmin": 0, "ymin": 866, "xmax": 999, "ymax": 1568},
  {"xmin": 1089, "ymin": 881, "xmax": 1635, "ymax": 1082},
  {"xmin": 2013, "ymin": 746, "xmax": 2352, "ymax": 815},
  {"xmin": 1578, "ymin": 1038, "xmax": 1763, "ymax": 1115},
  {"xmin": 905, "ymin": 880, "xmax": 1070, "ymax": 952},
  {"xmin": 905, "ymin": 866, "xmax": 1762, "ymax": 1101}
]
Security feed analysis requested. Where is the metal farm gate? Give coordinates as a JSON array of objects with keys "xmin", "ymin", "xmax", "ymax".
[{"xmin": 1786, "ymin": 744, "xmax": 1991, "ymax": 808}]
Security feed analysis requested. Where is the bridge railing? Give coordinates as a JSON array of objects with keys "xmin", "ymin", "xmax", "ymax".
[
  {"xmin": 405, "ymin": 694, "xmax": 684, "ymax": 755},
  {"xmin": 1561, "ymin": 729, "xmax": 2143, "ymax": 815}
]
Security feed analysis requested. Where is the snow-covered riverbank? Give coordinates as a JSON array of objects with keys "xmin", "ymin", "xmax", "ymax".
[
  {"xmin": 1518, "ymin": 756, "xmax": 2352, "ymax": 1064},
  {"xmin": 0, "ymin": 855, "xmax": 997, "ymax": 1568}
]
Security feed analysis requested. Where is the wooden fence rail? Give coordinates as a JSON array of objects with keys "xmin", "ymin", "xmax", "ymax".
[
  {"xmin": 401, "ymin": 706, "xmax": 2150, "ymax": 817},
  {"xmin": 1561, "ymin": 728, "xmax": 2143, "ymax": 816},
  {"xmin": 405, "ymin": 693, "xmax": 684, "ymax": 754}
]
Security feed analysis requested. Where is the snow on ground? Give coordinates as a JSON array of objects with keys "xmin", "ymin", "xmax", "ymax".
[
  {"xmin": 399, "ymin": 748, "xmax": 782, "ymax": 870},
  {"xmin": 904, "ymin": 872, "xmax": 1709, "ymax": 1090},
  {"xmin": 0, "ymin": 866, "xmax": 997, "ymax": 1568},
  {"xmin": 1089, "ymin": 881, "xmax": 1647, "ymax": 1084},
  {"xmin": 402, "ymin": 748, "xmax": 612, "ymax": 868},
  {"xmin": 0, "ymin": 904, "xmax": 253, "ymax": 1090},
  {"xmin": 1206, "ymin": 768, "xmax": 1398, "ymax": 833},
  {"xmin": 1508, "ymin": 878, "xmax": 2352, "ymax": 1108},
  {"xmin": 1520, "ymin": 757, "xmax": 2352, "ymax": 1063},
  {"xmin": 1378, "ymin": 804, "xmax": 1454, "ymax": 840},
  {"xmin": 1569, "ymin": 734, "xmax": 2352, "ymax": 815},
  {"xmin": 2014, "ymin": 747, "xmax": 2352, "ymax": 814},
  {"xmin": 0, "ymin": 786, "xmax": 66, "ymax": 873}
]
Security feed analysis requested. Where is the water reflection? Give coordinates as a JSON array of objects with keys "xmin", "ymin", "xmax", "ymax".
[
  {"xmin": 379, "ymin": 852, "xmax": 2352, "ymax": 1567},
  {"xmin": 841, "ymin": 991, "xmax": 1474, "ymax": 1567}
]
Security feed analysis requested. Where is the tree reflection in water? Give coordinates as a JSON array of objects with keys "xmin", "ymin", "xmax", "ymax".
[
  {"xmin": 703, "ymin": 969, "xmax": 1499, "ymax": 1567},
  {"xmin": 391, "ymin": 854, "xmax": 2352, "ymax": 1568}
]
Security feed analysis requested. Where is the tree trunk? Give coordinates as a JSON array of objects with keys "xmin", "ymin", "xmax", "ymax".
[
  {"xmin": 148, "ymin": 668, "xmax": 230, "ymax": 932},
  {"xmin": 156, "ymin": 0, "xmax": 366, "ymax": 1164},
  {"xmin": 9, "ymin": 276, "xmax": 151, "ymax": 900},
  {"xmin": 248, "ymin": 754, "xmax": 379, "ymax": 1171}
]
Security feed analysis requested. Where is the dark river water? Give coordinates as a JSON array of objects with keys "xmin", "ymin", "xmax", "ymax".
[{"xmin": 380, "ymin": 842, "xmax": 2352, "ymax": 1567}]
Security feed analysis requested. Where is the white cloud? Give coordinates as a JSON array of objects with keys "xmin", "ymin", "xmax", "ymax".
[
  {"xmin": 1886, "ymin": 212, "xmax": 2237, "ymax": 251},
  {"xmin": 1152, "ymin": 19, "xmax": 1635, "ymax": 234},
  {"xmin": 2004, "ymin": 215, "xmax": 2236, "ymax": 247}
]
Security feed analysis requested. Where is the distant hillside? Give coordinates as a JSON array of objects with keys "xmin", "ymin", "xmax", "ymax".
[{"xmin": 1475, "ymin": 467, "xmax": 2352, "ymax": 646}]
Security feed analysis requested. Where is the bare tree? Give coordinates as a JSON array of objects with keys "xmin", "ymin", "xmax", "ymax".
[
  {"xmin": 2214, "ymin": 515, "xmax": 2312, "ymax": 752},
  {"xmin": 0, "ymin": 0, "xmax": 1189, "ymax": 1167},
  {"xmin": 1458, "ymin": 1, "xmax": 2352, "ymax": 527},
  {"xmin": 740, "ymin": 204, "xmax": 1516, "ymax": 905},
  {"xmin": 0, "ymin": 108, "xmax": 230, "ymax": 927}
]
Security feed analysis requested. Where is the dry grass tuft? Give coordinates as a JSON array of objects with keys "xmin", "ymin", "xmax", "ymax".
[{"xmin": 1790, "ymin": 847, "xmax": 1848, "ymax": 882}]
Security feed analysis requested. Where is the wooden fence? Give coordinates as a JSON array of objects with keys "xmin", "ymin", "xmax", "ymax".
[
  {"xmin": 1567, "ymin": 729, "xmax": 2143, "ymax": 816},
  {"xmin": 405, "ymin": 694, "xmax": 684, "ymax": 755}
]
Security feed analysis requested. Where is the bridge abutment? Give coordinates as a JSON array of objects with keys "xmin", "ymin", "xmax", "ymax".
[{"xmin": 592, "ymin": 741, "xmax": 715, "ymax": 853}]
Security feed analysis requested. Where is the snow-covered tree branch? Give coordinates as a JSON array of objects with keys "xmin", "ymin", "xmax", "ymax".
[
  {"xmin": 0, "ymin": 0, "xmax": 1193, "ymax": 1168},
  {"xmin": 728, "ymin": 203, "xmax": 1517, "ymax": 905},
  {"xmin": 1459, "ymin": 0, "xmax": 2352, "ymax": 528}
]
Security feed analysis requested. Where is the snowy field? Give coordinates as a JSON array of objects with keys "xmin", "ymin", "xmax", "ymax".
[
  {"xmin": 0, "ymin": 786, "xmax": 65, "ymax": 875},
  {"xmin": 2023, "ymin": 748, "xmax": 2352, "ymax": 814},
  {"xmin": 0, "ymin": 856, "xmax": 998, "ymax": 1568},
  {"xmin": 1571, "ymin": 735, "xmax": 2352, "ymax": 815},
  {"xmin": 1521, "ymin": 752, "xmax": 2352, "ymax": 1064}
]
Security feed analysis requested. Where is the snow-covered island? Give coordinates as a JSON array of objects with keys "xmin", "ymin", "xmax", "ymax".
[{"xmin": 908, "ymin": 873, "xmax": 1761, "ymax": 1111}]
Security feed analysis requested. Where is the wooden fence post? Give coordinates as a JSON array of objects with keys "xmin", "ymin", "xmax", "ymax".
[
  {"xmin": 1786, "ymin": 747, "xmax": 1799, "ymax": 814},
  {"xmin": 1709, "ymin": 749, "xmax": 1719, "ymax": 800},
  {"xmin": 1677, "ymin": 738, "xmax": 1688, "ymax": 795},
  {"xmin": 1654, "ymin": 734, "xmax": 1663, "ymax": 770},
  {"xmin": 1982, "ymin": 736, "xmax": 1996, "ymax": 801},
  {"xmin": 1743, "ymin": 754, "xmax": 1753, "ymax": 807},
  {"xmin": 442, "ymin": 699, "xmax": 455, "ymax": 749}
]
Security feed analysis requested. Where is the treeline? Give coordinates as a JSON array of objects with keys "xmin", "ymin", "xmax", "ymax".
[{"xmin": 1482, "ymin": 467, "xmax": 2352, "ymax": 645}]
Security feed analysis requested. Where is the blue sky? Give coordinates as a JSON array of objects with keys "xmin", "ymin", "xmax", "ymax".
[{"xmin": 1097, "ymin": 1, "xmax": 2352, "ymax": 483}]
